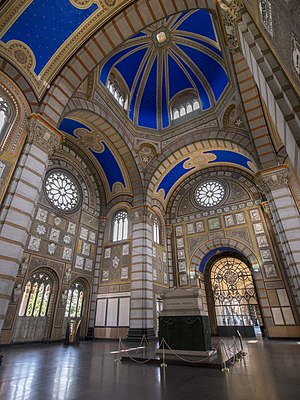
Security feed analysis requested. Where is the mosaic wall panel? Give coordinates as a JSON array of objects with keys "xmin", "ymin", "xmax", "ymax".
[
  {"xmin": 27, "ymin": 206, "xmax": 98, "ymax": 275},
  {"xmin": 101, "ymin": 243, "xmax": 131, "ymax": 284},
  {"xmin": 152, "ymin": 245, "xmax": 168, "ymax": 286}
]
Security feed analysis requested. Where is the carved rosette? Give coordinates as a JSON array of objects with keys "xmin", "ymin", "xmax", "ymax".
[
  {"xmin": 257, "ymin": 166, "xmax": 290, "ymax": 194},
  {"xmin": 27, "ymin": 117, "xmax": 62, "ymax": 156}
]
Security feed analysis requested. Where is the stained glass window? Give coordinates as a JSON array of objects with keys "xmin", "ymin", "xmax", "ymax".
[
  {"xmin": 19, "ymin": 272, "xmax": 52, "ymax": 317},
  {"xmin": 195, "ymin": 180, "xmax": 225, "ymax": 207},
  {"xmin": 65, "ymin": 282, "xmax": 85, "ymax": 318},
  {"xmin": 210, "ymin": 257, "xmax": 258, "ymax": 326},
  {"xmin": 45, "ymin": 170, "xmax": 80, "ymax": 211},
  {"xmin": 113, "ymin": 210, "xmax": 128, "ymax": 241}
]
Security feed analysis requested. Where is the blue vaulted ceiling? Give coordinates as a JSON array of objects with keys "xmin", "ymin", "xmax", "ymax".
[
  {"xmin": 100, "ymin": 9, "xmax": 229, "ymax": 130},
  {"xmin": 1, "ymin": 0, "xmax": 98, "ymax": 75}
]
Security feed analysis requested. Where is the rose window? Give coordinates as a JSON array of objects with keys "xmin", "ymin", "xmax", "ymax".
[
  {"xmin": 45, "ymin": 170, "xmax": 80, "ymax": 211},
  {"xmin": 195, "ymin": 180, "xmax": 225, "ymax": 207}
]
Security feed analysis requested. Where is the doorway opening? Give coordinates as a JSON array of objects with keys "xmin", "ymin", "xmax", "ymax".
[{"xmin": 209, "ymin": 256, "xmax": 262, "ymax": 337}]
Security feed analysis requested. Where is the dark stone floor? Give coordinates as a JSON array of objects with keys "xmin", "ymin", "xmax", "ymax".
[{"xmin": 0, "ymin": 337, "xmax": 299, "ymax": 400}]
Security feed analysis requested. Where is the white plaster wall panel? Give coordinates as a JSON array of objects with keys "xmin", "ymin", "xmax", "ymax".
[
  {"xmin": 282, "ymin": 307, "xmax": 295, "ymax": 325},
  {"xmin": 118, "ymin": 297, "xmax": 130, "ymax": 326},
  {"xmin": 106, "ymin": 298, "xmax": 118, "ymax": 326},
  {"xmin": 95, "ymin": 298, "xmax": 107, "ymax": 326}
]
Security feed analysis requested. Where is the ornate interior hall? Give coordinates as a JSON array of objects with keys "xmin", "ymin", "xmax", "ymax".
[{"xmin": 0, "ymin": 0, "xmax": 300, "ymax": 397}]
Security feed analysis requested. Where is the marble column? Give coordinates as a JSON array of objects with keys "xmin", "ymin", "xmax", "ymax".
[
  {"xmin": 0, "ymin": 114, "xmax": 61, "ymax": 331},
  {"xmin": 127, "ymin": 206, "xmax": 156, "ymax": 340},
  {"xmin": 257, "ymin": 165, "xmax": 300, "ymax": 316}
]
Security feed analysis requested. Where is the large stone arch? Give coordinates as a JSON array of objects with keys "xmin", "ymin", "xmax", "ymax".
[
  {"xmin": 61, "ymin": 107, "xmax": 144, "ymax": 207},
  {"xmin": 147, "ymin": 139, "xmax": 259, "ymax": 209},
  {"xmin": 189, "ymin": 238, "xmax": 266, "ymax": 336},
  {"xmin": 189, "ymin": 238, "xmax": 260, "ymax": 275},
  {"xmin": 39, "ymin": 0, "xmax": 216, "ymax": 126}
]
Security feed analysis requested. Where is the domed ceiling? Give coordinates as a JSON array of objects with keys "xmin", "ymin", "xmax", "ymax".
[{"xmin": 100, "ymin": 9, "xmax": 229, "ymax": 130}]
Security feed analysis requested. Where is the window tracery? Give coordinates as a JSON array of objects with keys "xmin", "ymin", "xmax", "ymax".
[
  {"xmin": 195, "ymin": 180, "xmax": 225, "ymax": 208},
  {"xmin": 19, "ymin": 272, "xmax": 52, "ymax": 317},
  {"xmin": 65, "ymin": 281, "xmax": 85, "ymax": 318},
  {"xmin": 211, "ymin": 257, "xmax": 258, "ymax": 327},
  {"xmin": 112, "ymin": 210, "xmax": 128, "ymax": 241},
  {"xmin": 44, "ymin": 170, "xmax": 81, "ymax": 212}
]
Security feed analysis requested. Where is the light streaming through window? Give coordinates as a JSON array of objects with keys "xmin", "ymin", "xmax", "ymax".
[{"xmin": 19, "ymin": 273, "xmax": 52, "ymax": 317}]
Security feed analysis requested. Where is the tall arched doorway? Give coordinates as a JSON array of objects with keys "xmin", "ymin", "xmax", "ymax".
[
  {"xmin": 63, "ymin": 279, "xmax": 89, "ymax": 341},
  {"xmin": 13, "ymin": 269, "xmax": 58, "ymax": 343},
  {"xmin": 207, "ymin": 255, "xmax": 262, "ymax": 337}
]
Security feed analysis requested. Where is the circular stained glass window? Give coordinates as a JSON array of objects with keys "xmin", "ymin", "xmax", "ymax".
[
  {"xmin": 195, "ymin": 180, "xmax": 225, "ymax": 207},
  {"xmin": 45, "ymin": 170, "xmax": 80, "ymax": 212}
]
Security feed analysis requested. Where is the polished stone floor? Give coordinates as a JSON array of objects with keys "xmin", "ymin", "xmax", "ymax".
[{"xmin": 0, "ymin": 337, "xmax": 299, "ymax": 400}]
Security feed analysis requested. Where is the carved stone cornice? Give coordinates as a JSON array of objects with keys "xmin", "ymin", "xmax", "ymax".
[
  {"xmin": 27, "ymin": 114, "xmax": 63, "ymax": 156},
  {"xmin": 256, "ymin": 165, "xmax": 290, "ymax": 193}
]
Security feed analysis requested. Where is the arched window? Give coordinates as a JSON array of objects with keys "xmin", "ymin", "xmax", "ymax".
[
  {"xmin": 153, "ymin": 216, "xmax": 160, "ymax": 244},
  {"xmin": 106, "ymin": 78, "xmax": 126, "ymax": 110},
  {"xmin": 113, "ymin": 210, "xmax": 128, "ymax": 241},
  {"xmin": 211, "ymin": 257, "xmax": 258, "ymax": 327},
  {"xmin": 19, "ymin": 272, "xmax": 52, "ymax": 317},
  {"xmin": 193, "ymin": 100, "xmax": 200, "ymax": 110},
  {"xmin": 173, "ymin": 108, "xmax": 179, "ymax": 120},
  {"xmin": 259, "ymin": 0, "xmax": 273, "ymax": 36},
  {"xmin": 171, "ymin": 93, "xmax": 201, "ymax": 121},
  {"xmin": 0, "ymin": 94, "xmax": 10, "ymax": 142},
  {"xmin": 65, "ymin": 281, "xmax": 85, "ymax": 318}
]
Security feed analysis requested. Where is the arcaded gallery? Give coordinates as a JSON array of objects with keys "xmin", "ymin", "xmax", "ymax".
[{"xmin": 0, "ymin": 0, "xmax": 299, "ymax": 399}]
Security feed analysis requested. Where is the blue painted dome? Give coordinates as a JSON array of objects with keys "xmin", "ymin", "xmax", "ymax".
[{"xmin": 100, "ymin": 9, "xmax": 229, "ymax": 130}]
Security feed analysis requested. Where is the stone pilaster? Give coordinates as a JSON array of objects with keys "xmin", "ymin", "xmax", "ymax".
[
  {"xmin": 127, "ymin": 206, "xmax": 156, "ymax": 340},
  {"xmin": 0, "ymin": 114, "xmax": 62, "ymax": 332},
  {"xmin": 89, "ymin": 217, "xmax": 107, "ymax": 333},
  {"xmin": 166, "ymin": 224, "xmax": 173, "ymax": 288},
  {"xmin": 257, "ymin": 165, "xmax": 300, "ymax": 316}
]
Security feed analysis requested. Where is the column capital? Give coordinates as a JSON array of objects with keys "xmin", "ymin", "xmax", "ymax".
[
  {"xmin": 256, "ymin": 165, "xmax": 290, "ymax": 193},
  {"xmin": 218, "ymin": 0, "xmax": 245, "ymax": 53},
  {"xmin": 129, "ymin": 205, "xmax": 155, "ymax": 224},
  {"xmin": 165, "ymin": 224, "xmax": 173, "ymax": 238},
  {"xmin": 27, "ymin": 114, "xmax": 63, "ymax": 156}
]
